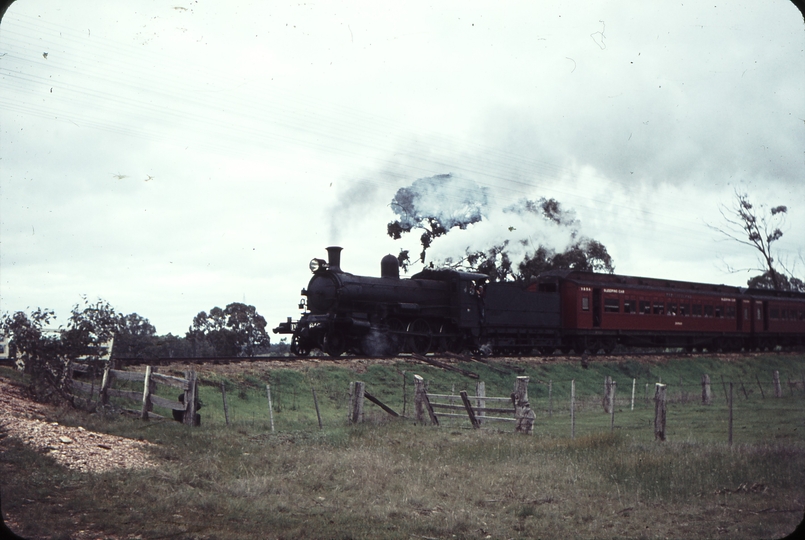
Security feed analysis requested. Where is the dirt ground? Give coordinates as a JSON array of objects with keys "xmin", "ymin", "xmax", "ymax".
[{"xmin": 0, "ymin": 376, "xmax": 157, "ymax": 474}]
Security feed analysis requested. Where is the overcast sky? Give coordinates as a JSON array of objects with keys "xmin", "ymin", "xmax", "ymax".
[{"xmin": 1, "ymin": 0, "xmax": 803, "ymax": 338}]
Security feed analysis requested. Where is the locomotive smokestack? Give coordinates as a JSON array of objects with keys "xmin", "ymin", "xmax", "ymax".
[{"xmin": 326, "ymin": 246, "xmax": 343, "ymax": 272}]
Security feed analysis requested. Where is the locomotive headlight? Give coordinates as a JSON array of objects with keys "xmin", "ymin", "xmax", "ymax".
[{"xmin": 309, "ymin": 258, "xmax": 327, "ymax": 273}]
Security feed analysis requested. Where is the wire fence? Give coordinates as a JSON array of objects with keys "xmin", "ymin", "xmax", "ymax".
[{"xmin": 67, "ymin": 364, "xmax": 805, "ymax": 447}]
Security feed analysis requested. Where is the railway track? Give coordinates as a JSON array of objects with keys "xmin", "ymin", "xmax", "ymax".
[{"xmin": 110, "ymin": 347, "xmax": 801, "ymax": 368}]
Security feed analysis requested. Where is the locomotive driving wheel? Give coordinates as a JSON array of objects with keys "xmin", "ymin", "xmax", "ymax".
[
  {"xmin": 382, "ymin": 318, "xmax": 405, "ymax": 356},
  {"xmin": 437, "ymin": 324, "xmax": 460, "ymax": 353},
  {"xmin": 323, "ymin": 331, "xmax": 346, "ymax": 357},
  {"xmin": 290, "ymin": 331, "xmax": 310, "ymax": 357},
  {"xmin": 407, "ymin": 319, "xmax": 432, "ymax": 355}
]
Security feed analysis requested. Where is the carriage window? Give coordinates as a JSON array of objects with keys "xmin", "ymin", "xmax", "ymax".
[
  {"xmin": 714, "ymin": 306, "xmax": 722, "ymax": 318},
  {"xmin": 726, "ymin": 306, "xmax": 735, "ymax": 318},
  {"xmin": 668, "ymin": 303, "xmax": 677, "ymax": 316},
  {"xmin": 692, "ymin": 304, "xmax": 702, "ymax": 316},
  {"xmin": 640, "ymin": 301, "xmax": 650, "ymax": 314},
  {"xmin": 780, "ymin": 309, "xmax": 787, "ymax": 319},
  {"xmin": 799, "ymin": 310, "xmax": 805, "ymax": 321},
  {"xmin": 770, "ymin": 308, "xmax": 779, "ymax": 319},
  {"xmin": 653, "ymin": 302, "xmax": 665, "ymax": 315},
  {"xmin": 582, "ymin": 297, "xmax": 590, "ymax": 311},
  {"xmin": 604, "ymin": 298, "xmax": 620, "ymax": 313},
  {"xmin": 623, "ymin": 299, "xmax": 635, "ymax": 313},
  {"xmin": 680, "ymin": 304, "xmax": 690, "ymax": 316},
  {"xmin": 757, "ymin": 308, "xmax": 762, "ymax": 320},
  {"xmin": 704, "ymin": 305, "xmax": 714, "ymax": 317}
]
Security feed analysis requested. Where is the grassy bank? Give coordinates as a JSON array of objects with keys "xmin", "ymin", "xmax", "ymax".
[{"xmin": 2, "ymin": 353, "xmax": 804, "ymax": 539}]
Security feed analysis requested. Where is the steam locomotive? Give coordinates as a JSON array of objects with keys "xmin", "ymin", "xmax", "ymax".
[{"xmin": 273, "ymin": 247, "xmax": 805, "ymax": 356}]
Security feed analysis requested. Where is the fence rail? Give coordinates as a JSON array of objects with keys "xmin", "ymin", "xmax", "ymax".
[{"xmin": 70, "ymin": 362, "xmax": 201, "ymax": 426}]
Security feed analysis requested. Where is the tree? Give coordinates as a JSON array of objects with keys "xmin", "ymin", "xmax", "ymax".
[
  {"xmin": 60, "ymin": 297, "xmax": 121, "ymax": 360},
  {"xmin": 711, "ymin": 191, "xmax": 802, "ymax": 291},
  {"xmin": 1, "ymin": 298, "xmax": 120, "ymax": 402},
  {"xmin": 387, "ymin": 173, "xmax": 488, "ymax": 267},
  {"xmin": 446, "ymin": 238, "xmax": 614, "ymax": 282},
  {"xmin": 113, "ymin": 313, "xmax": 158, "ymax": 358},
  {"xmin": 516, "ymin": 239, "xmax": 614, "ymax": 282},
  {"xmin": 746, "ymin": 270, "xmax": 805, "ymax": 292},
  {"xmin": 187, "ymin": 302, "xmax": 270, "ymax": 356},
  {"xmin": 0, "ymin": 308, "xmax": 68, "ymax": 401}
]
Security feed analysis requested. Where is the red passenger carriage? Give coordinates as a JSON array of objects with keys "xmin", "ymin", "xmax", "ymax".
[{"xmin": 536, "ymin": 270, "xmax": 805, "ymax": 353}]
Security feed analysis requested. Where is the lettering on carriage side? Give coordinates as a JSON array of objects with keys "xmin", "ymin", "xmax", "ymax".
[
  {"xmin": 720, "ymin": 297, "xmax": 736, "ymax": 303},
  {"xmin": 603, "ymin": 288, "xmax": 625, "ymax": 294},
  {"xmin": 580, "ymin": 287, "xmax": 592, "ymax": 292},
  {"xmin": 666, "ymin": 292, "xmax": 695, "ymax": 299}
]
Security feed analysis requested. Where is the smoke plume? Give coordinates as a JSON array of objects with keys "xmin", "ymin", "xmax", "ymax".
[{"xmin": 388, "ymin": 173, "xmax": 593, "ymax": 273}]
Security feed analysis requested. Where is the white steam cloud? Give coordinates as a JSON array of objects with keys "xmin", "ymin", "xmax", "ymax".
[{"xmin": 390, "ymin": 173, "xmax": 590, "ymax": 269}]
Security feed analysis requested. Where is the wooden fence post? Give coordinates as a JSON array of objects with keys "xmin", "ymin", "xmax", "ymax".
[
  {"xmin": 349, "ymin": 381, "xmax": 365, "ymax": 424},
  {"xmin": 100, "ymin": 363, "xmax": 111, "ymax": 406},
  {"xmin": 610, "ymin": 381, "xmax": 617, "ymax": 432},
  {"xmin": 603, "ymin": 376, "xmax": 613, "ymax": 413},
  {"xmin": 630, "ymin": 378, "xmax": 635, "ymax": 411},
  {"xmin": 414, "ymin": 375, "xmax": 425, "ymax": 424},
  {"xmin": 720, "ymin": 375, "xmax": 729, "ymax": 404},
  {"xmin": 402, "ymin": 371, "xmax": 407, "ymax": 417},
  {"xmin": 266, "ymin": 384, "xmax": 275, "ymax": 433},
  {"xmin": 183, "ymin": 371, "xmax": 198, "ymax": 427},
  {"xmin": 348, "ymin": 382, "xmax": 355, "ymax": 422},
  {"xmin": 220, "ymin": 381, "xmax": 231, "ymax": 426},
  {"xmin": 570, "ymin": 379, "xmax": 576, "ymax": 440},
  {"xmin": 728, "ymin": 382, "xmax": 734, "ymax": 447},
  {"xmin": 548, "ymin": 379, "xmax": 553, "ymax": 417},
  {"xmin": 654, "ymin": 383, "xmax": 667, "ymax": 442},
  {"xmin": 413, "ymin": 375, "xmax": 439, "ymax": 426},
  {"xmin": 476, "ymin": 381, "xmax": 486, "ymax": 425},
  {"xmin": 513, "ymin": 377, "xmax": 534, "ymax": 435},
  {"xmin": 140, "ymin": 366, "xmax": 154, "ymax": 420},
  {"xmin": 312, "ymin": 387, "xmax": 323, "ymax": 429},
  {"xmin": 702, "ymin": 374, "xmax": 712, "ymax": 405},
  {"xmin": 773, "ymin": 371, "xmax": 782, "ymax": 398}
]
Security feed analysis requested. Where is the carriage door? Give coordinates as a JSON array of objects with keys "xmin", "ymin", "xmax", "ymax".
[
  {"xmin": 593, "ymin": 288, "xmax": 602, "ymax": 327},
  {"xmin": 736, "ymin": 298, "xmax": 744, "ymax": 331},
  {"xmin": 763, "ymin": 301, "xmax": 769, "ymax": 332}
]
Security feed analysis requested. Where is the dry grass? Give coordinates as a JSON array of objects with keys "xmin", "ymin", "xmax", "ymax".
[{"xmin": 2, "ymin": 356, "xmax": 804, "ymax": 539}]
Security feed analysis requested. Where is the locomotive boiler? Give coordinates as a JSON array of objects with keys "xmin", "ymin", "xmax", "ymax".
[{"xmin": 273, "ymin": 247, "xmax": 484, "ymax": 356}]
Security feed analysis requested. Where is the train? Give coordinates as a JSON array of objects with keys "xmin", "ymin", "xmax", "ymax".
[{"xmin": 273, "ymin": 246, "xmax": 805, "ymax": 356}]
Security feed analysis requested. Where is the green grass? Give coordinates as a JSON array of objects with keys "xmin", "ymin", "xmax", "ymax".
[{"xmin": 2, "ymin": 353, "xmax": 804, "ymax": 539}]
